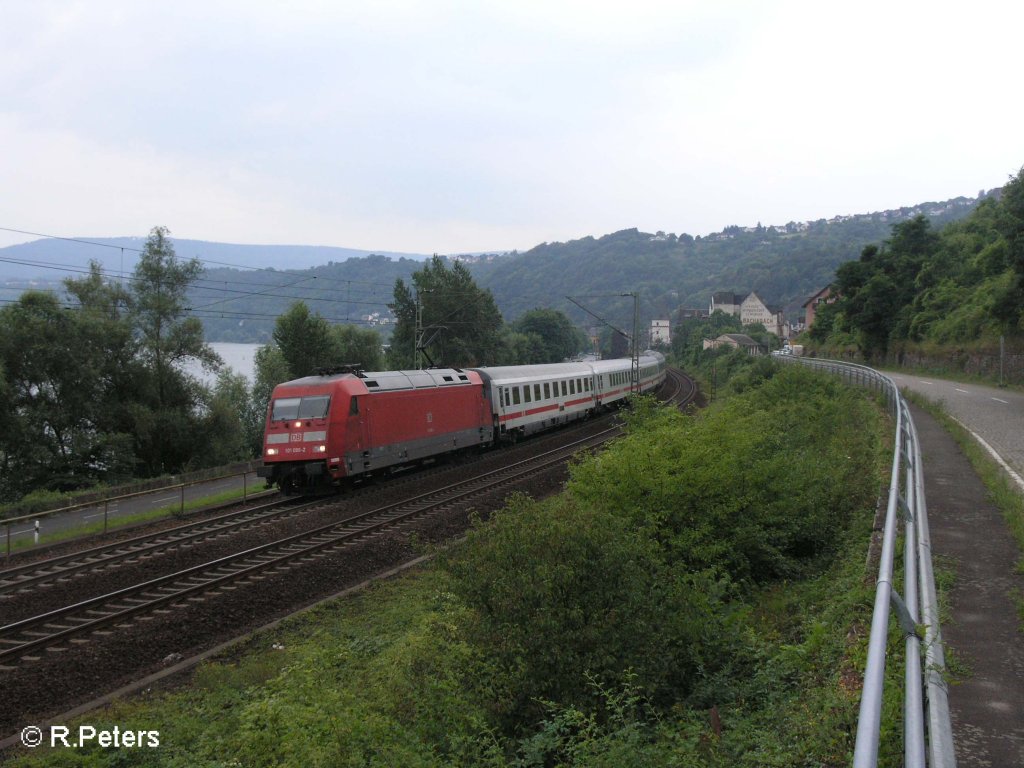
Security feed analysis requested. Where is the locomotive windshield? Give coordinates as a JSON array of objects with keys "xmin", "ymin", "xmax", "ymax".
[{"xmin": 272, "ymin": 395, "xmax": 331, "ymax": 421}]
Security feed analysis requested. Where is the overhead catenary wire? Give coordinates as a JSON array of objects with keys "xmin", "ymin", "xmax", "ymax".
[{"xmin": 0, "ymin": 297, "xmax": 387, "ymax": 327}]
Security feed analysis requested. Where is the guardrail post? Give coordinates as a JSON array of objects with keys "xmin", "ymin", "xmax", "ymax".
[{"xmin": 903, "ymin": 421, "xmax": 926, "ymax": 767}]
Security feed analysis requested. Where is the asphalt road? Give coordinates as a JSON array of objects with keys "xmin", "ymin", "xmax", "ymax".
[
  {"xmin": 2, "ymin": 471, "xmax": 265, "ymax": 548},
  {"xmin": 885, "ymin": 372, "xmax": 1024, "ymax": 489}
]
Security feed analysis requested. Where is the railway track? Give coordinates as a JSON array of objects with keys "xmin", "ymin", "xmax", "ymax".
[
  {"xmin": 0, "ymin": 497, "xmax": 318, "ymax": 597},
  {"xmin": 661, "ymin": 366, "xmax": 697, "ymax": 407},
  {"xmin": 0, "ymin": 426, "xmax": 617, "ymax": 669}
]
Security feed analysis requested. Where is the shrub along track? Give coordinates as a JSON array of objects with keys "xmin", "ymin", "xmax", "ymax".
[{"xmin": 0, "ymin": 369, "xmax": 695, "ymax": 742}]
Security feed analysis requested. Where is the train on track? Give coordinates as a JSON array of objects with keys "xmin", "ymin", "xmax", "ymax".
[{"xmin": 257, "ymin": 352, "xmax": 666, "ymax": 493}]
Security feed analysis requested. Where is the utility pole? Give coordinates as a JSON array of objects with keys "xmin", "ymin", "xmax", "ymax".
[
  {"xmin": 415, "ymin": 289, "xmax": 435, "ymax": 370},
  {"xmin": 629, "ymin": 291, "xmax": 640, "ymax": 394},
  {"xmin": 566, "ymin": 291, "xmax": 642, "ymax": 395},
  {"xmin": 415, "ymin": 289, "xmax": 425, "ymax": 370},
  {"xmin": 999, "ymin": 334, "xmax": 1006, "ymax": 388}
]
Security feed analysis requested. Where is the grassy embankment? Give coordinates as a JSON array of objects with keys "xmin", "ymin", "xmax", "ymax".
[{"xmin": 9, "ymin": 364, "xmax": 906, "ymax": 767}]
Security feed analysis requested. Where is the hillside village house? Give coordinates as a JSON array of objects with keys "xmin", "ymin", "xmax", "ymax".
[
  {"xmin": 802, "ymin": 287, "xmax": 834, "ymax": 330},
  {"xmin": 650, "ymin": 319, "xmax": 670, "ymax": 345},
  {"xmin": 708, "ymin": 291, "xmax": 785, "ymax": 337},
  {"xmin": 702, "ymin": 333, "xmax": 762, "ymax": 356}
]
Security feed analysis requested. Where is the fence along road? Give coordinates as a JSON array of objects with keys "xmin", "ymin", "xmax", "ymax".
[{"xmin": 779, "ymin": 356, "xmax": 956, "ymax": 768}]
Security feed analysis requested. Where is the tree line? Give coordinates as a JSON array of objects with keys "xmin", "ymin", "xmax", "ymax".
[
  {"xmin": 810, "ymin": 167, "xmax": 1024, "ymax": 358},
  {"xmin": 0, "ymin": 238, "xmax": 588, "ymax": 505}
]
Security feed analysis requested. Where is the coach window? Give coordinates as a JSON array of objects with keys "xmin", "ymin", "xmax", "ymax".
[
  {"xmin": 513, "ymin": 387, "xmax": 521, "ymax": 405},
  {"xmin": 585, "ymin": 379, "xmax": 590, "ymax": 392},
  {"xmin": 544, "ymin": 383, "xmax": 550, "ymax": 399},
  {"xmin": 561, "ymin": 381, "xmax": 567, "ymax": 397},
  {"xmin": 532, "ymin": 383, "xmax": 540, "ymax": 401},
  {"xmin": 523, "ymin": 386, "xmax": 532, "ymax": 403},
  {"xmin": 569, "ymin": 379, "xmax": 575, "ymax": 395}
]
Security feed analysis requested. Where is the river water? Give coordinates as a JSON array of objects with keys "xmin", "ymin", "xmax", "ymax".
[{"xmin": 183, "ymin": 342, "xmax": 264, "ymax": 385}]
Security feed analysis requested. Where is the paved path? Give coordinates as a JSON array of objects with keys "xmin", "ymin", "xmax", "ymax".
[
  {"xmin": 908, "ymin": 402, "xmax": 1024, "ymax": 767},
  {"xmin": 887, "ymin": 372, "xmax": 1024, "ymax": 490}
]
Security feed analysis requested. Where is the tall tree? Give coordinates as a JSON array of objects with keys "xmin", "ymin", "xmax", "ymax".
[
  {"xmin": 205, "ymin": 370, "xmax": 259, "ymax": 464},
  {"xmin": 388, "ymin": 256, "xmax": 503, "ymax": 368},
  {"xmin": 272, "ymin": 301, "xmax": 338, "ymax": 378},
  {"xmin": 332, "ymin": 324, "xmax": 383, "ymax": 370},
  {"xmin": 0, "ymin": 291, "xmax": 135, "ymax": 493},
  {"xmin": 510, "ymin": 308, "xmax": 586, "ymax": 363},
  {"xmin": 130, "ymin": 227, "xmax": 220, "ymax": 474}
]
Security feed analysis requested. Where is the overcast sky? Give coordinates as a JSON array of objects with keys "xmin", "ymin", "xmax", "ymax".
[{"xmin": 2, "ymin": 0, "xmax": 1021, "ymax": 254}]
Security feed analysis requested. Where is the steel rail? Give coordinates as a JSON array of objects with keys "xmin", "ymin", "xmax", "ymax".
[
  {"xmin": 778, "ymin": 355, "xmax": 955, "ymax": 767},
  {"xmin": 0, "ymin": 427, "xmax": 617, "ymax": 666},
  {"xmin": 0, "ymin": 498, "xmax": 313, "ymax": 595}
]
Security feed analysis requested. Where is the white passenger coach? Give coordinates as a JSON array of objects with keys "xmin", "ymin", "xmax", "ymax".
[{"xmin": 472, "ymin": 351, "xmax": 666, "ymax": 440}]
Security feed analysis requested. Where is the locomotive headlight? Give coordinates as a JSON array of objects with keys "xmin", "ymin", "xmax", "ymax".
[
  {"xmin": 266, "ymin": 448, "xmax": 278, "ymax": 456},
  {"xmin": 315, "ymin": 445, "xmax": 327, "ymax": 453},
  {"xmin": 294, "ymin": 421, "xmax": 302, "ymax": 428}
]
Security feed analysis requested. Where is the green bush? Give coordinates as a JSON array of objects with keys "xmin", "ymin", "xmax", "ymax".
[
  {"xmin": 445, "ymin": 495, "xmax": 730, "ymax": 728},
  {"xmin": 570, "ymin": 366, "xmax": 882, "ymax": 584}
]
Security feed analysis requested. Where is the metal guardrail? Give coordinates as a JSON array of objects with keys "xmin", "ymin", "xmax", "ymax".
[
  {"xmin": 2, "ymin": 468, "xmax": 263, "ymax": 558},
  {"xmin": 779, "ymin": 356, "xmax": 955, "ymax": 767}
]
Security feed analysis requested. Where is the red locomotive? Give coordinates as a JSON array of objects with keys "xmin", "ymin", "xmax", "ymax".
[{"xmin": 257, "ymin": 353, "xmax": 666, "ymax": 493}]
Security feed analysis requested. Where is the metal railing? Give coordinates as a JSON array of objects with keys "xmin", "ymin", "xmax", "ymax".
[
  {"xmin": 2, "ymin": 468, "xmax": 266, "ymax": 559},
  {"xmin": 779, "ymin": 356, "xmax": 955, "ymax": 768}
]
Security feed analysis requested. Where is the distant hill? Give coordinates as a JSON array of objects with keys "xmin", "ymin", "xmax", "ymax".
[
  {"xmin": 0, "ymin": 236, "xmax": 431, "ymax": 281},
  {"xmin": 470, "ymin": 194, "xmax": 993, "ymax": 330},
  {"xmin": 0, "ymin": 192, "xmax": 994, "ymax": 343}
]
